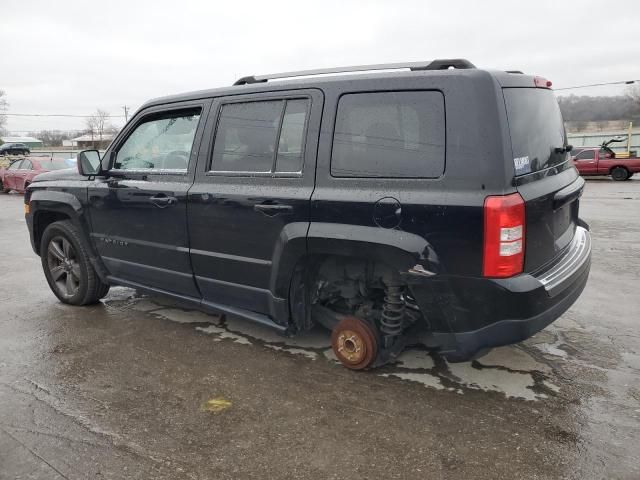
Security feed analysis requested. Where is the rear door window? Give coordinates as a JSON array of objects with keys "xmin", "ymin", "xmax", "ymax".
[
  {"xmin": 211, "ymin": 98, "xmax": 311, "ymax": 174},
  {"xmin": 504, "ymin": 88, "xmax": 567, "ymax": 175},
  {"xmin": 276, "ymin": 99, "xmax": 308, "ymax": 173},
  {"xmin": 331, "ymin": 91, "xmax": 445, "ymax": 178}
]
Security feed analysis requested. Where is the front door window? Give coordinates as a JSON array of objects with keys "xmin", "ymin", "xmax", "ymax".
[{"xmin": 114, "ymin": 109, "xmax": 202, "ymax": 171}]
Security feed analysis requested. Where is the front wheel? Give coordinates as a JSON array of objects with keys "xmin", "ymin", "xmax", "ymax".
[
  {"xmin": 41, "ymin": 220, "xmax": 110, "ymax": 305},
  {"xmin": 611, "ymin": 167, "xmax": 629, "ymax": 181}
]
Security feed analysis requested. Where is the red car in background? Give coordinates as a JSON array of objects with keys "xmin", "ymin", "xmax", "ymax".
[
  {"xmin": 571, "ymin": 137, "xmax": 640, "ymax": 181},
  {"xmin": 572, "ymin": 148, "xmax": 640, "ymax": 181},
  {"xmin": 0, "ymin": 157, "xmax": 72, "ymax": 194}
]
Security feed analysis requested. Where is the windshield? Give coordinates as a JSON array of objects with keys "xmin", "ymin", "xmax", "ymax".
[
  {"xmin": 504, "ymin": 88, "xmax": 567, "ymax": 175},
  {"xmin": 40, "ymin": 159, "xmax": 72, "ymax": 170}
]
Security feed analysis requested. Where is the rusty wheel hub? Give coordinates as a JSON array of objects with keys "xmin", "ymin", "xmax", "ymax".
[
  {"xmin": 331, "ymin": 317, "xmax": 378, "ymax": 370},
  {"xmin": 336, "ymin": 329, "xmax": 365, "ymax": 363}
]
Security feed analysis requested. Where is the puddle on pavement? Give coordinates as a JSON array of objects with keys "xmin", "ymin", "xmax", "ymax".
[{"xmin": 103, "ymin": 287, "xmax": 560, "ymax": 402}]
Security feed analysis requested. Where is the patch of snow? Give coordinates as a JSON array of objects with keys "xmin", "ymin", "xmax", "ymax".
[
  {"xmin": 536, "ymin": 343, "xmax": 569, "ymax": 358},
  {"xmin": 196, "ymin": 325, "xmax": 252, "ymax": 345},
  {"xmin": 380, "ymin": 372, "xmax": 447, "ymax": 391},
  {"xmin": 264, "ymin": 344, "xmax": 318, "ymax": 360}
]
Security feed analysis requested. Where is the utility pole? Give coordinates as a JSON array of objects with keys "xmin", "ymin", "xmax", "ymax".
[{"xmin": 122, "ymin": 105, "xmax": 130, "ymax": 123}]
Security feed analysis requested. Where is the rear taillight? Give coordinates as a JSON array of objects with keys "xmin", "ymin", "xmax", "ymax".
[{"xmin": 483, "ymin": 193, "xmax": 525, "ymax": 278}]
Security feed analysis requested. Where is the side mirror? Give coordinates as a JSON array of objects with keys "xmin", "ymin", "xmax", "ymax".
[{"xmin": 77, "ymin": 150, "xmax": 102, "ymax": 176}]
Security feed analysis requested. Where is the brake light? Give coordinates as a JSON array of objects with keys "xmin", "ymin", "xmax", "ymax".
[
  {"xmin": 483, "ymin": 193, "xmax": 525, "ymax": 278},
  {"xmin": 534, "ymin": 76, "xmax": 552, "ymax": 88}
]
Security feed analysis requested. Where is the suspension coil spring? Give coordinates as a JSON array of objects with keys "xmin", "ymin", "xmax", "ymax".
[{"xmin": 380, "ymin": 285, "xmax": 405, "ymax": 337}]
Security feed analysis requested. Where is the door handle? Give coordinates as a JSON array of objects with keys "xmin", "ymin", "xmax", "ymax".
[
  {"xmin": 254, "ymin": 203, "xmax": 293, "ymax": 216},
  {"xmin": 149, "ymin": 195, "xmax": 177, "ymax": 208}
]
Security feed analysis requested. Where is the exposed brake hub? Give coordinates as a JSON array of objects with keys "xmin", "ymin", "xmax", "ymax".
[{"xmin": 331, "ymin": 317, "xmax": 378, "ymax": 370}]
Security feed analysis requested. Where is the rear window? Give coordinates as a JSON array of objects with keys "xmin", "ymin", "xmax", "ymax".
[
  {"xmin": 504, "ymin": 88, "xmax": 567, "ymax": 175},
  {"xmin": 574, "ymin": 150, "xmax": 595, "ymax": 161},
  {"xmin": 331, "ymin": 91, "xmax": 445, "ymax": 178}
]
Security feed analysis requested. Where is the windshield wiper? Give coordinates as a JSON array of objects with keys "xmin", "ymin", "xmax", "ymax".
[{"xmin": 554, "ymin": 145, "xmax": 573, "ymax": 154}]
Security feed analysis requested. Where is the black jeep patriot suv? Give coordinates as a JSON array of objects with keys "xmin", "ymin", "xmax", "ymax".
[{"xmin": 24, "ymin": 59, "xmax": 591, "ymax": 369}]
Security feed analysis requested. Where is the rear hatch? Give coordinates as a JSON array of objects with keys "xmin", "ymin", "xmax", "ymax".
[{"xmin": 503, "ymin": 86, "xmax": 581, "ymax": 272}]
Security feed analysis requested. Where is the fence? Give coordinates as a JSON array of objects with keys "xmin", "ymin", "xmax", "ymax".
[{"xmin": 567, "ymin": 128, "xmax": 639, "ymax": 154}]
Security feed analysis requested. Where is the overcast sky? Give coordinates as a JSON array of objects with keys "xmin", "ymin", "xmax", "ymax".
[{"xmin": 2, "ymin": 0, "xmax": 639, "ymax": 133}]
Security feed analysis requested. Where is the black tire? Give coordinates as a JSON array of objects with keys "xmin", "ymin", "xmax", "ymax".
[
  {"xmin": 41, "ymin": 220, "xmax": 110, "ymax": 305},
  {"xmin": 611, "ymin": 167, "xmax": 629, "ymax": 181},
  {"xmin": 96, "ymin": 282, "xmax": 111, "ymax": 299}
]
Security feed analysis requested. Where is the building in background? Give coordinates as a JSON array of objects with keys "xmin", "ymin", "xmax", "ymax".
[
  {"xmin": 0, "ymin": 136, "xmax": 43, "ymax": 148},
  {"xmin": 63, "ymin": 133, "xmax": 115, "ymax": 149}
]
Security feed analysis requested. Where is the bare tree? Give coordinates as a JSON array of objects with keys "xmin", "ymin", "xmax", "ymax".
[
  {"xmin": 28, "ymin": 130, "xmax": 72, "ymax": 147},
  {"xmin": 0, "ymin": 90, "xmax": 8, "ymax": 137},
  {"xmin": 95, "ymin": 109, "xmax": 110, "ymax": 141},
  {"xmin": 558, "ymin": 93, "xmax": 640, "ymax": 123},
  {"xmin": 105, "ymin": 124, "xmax": 121, "ymax": 135},
  {"xmin": 573, "ymin": 120, "xmax": 588, "ymax": 132},
  {"xmin": 627, "ymin": 85, "xmax": 640, "ymax": 108},
  {"xmin": 85, "ymin": 108, "xmax": 113, "ymax": 148},
  {"xmin": 85, "ymin": 115, "xmax": 98, "ymax": 148}
]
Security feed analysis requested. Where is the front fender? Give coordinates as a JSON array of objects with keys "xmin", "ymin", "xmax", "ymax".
[
  {"xmin": 28, "ymin": 189, "xmax": 109, "ymax": 282},
  {"xmin": 30, "ymin": 189, "xmax": 83, "ymax": 214}
]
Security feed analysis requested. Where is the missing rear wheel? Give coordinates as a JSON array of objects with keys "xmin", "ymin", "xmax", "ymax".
[{"xmin": 331, "ymin": 317, "xmax": 378, "ymax": 370}]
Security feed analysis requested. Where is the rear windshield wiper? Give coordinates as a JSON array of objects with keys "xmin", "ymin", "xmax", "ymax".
[{"xmin": 554, "ymin": 145, "xmax": 573, "ymax": 154}]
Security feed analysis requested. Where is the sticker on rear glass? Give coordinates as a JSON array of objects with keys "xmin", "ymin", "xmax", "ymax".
[{"xmin": 513, "ymin": 156, "xmax": 531, "ymax": 175}]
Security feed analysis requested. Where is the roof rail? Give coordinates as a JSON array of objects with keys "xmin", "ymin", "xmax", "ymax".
[{"xmin": 233, "ymin": 58, "xmax": 476, "ymax": 85}]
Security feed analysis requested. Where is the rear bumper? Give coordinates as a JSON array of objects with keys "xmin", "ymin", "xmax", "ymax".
[{"xmin": 410, "ymin": 226, "xmax": 591, "ymax": 361}]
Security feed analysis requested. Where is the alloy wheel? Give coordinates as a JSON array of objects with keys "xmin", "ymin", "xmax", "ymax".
[{"xmin": 46, "ymin": 236, "xmax": 81, "ymax": 298}]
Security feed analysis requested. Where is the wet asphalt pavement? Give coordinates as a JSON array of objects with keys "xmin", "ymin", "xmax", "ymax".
[{"xmin": 1, "ymin": 179, "xmax": 639, "ymax": 479}]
